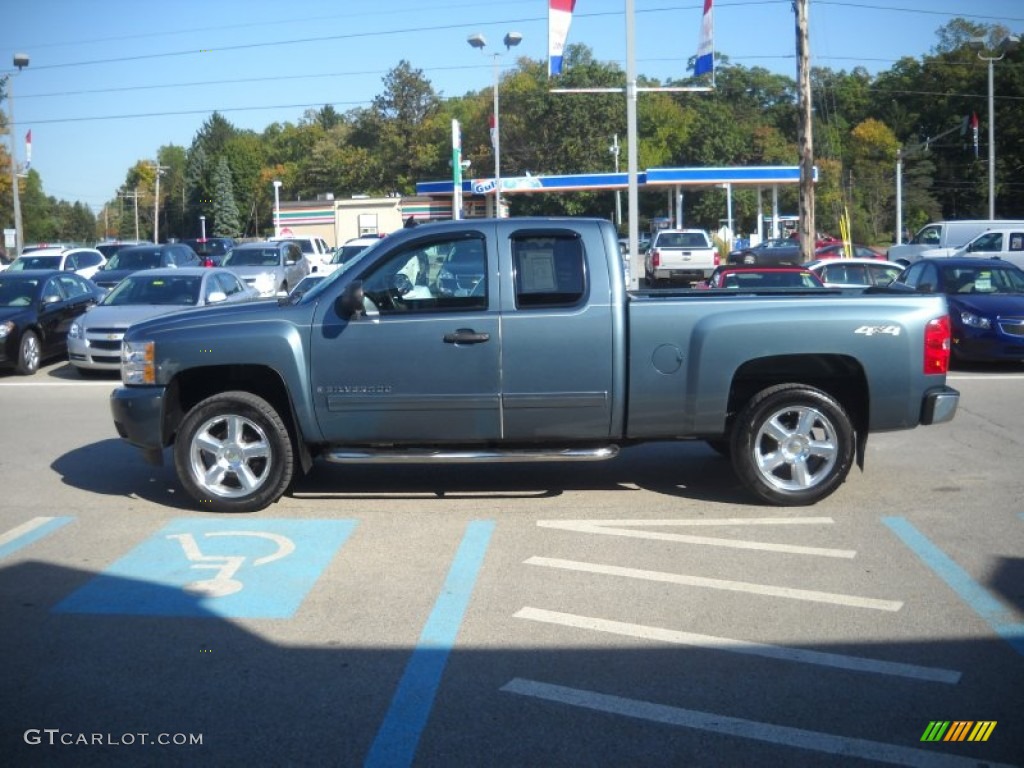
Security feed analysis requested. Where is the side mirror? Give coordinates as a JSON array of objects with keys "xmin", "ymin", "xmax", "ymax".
[
  {"xmin": 207, "ymin": 291, "xmax": 227, "ymax": 304},
  {"xmin": 335, "ymin": 280, "xmax": 365, "ymax": 320}
]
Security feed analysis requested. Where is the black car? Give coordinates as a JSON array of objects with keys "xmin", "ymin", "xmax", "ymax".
[
  {"xmin": 92, "ymin": 243, "xmax": 201, "ymax": 291},
  {"xmin": 727, "ymin": 238, "xmax": 802, "ymax": 266},
  {"xmin": 95, "ymin": 240, "xmax": 153, "ymax": 260},
  {"xmin": 183, "ymin": 237, "xmax": 237, "ymax": 267},
  {"xmin": 0, "ymin": 270, "xmax": 104, "ymax": 375}
]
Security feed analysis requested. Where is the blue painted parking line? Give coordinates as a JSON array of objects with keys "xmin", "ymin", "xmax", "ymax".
[
  {"xmin": 882, "ymin": 516, "xmax": 1024, "ymax": 656},
  {"xmin": 364, "ymin": 520, "xmax": 495, "ymax": 768},
  {"xmin": 53, "ymin": 518, "xmax": 356, "ymax": 618},
  {"xmin": 0, "ymin": 517, "xmax": 74, "ymax": 560}
]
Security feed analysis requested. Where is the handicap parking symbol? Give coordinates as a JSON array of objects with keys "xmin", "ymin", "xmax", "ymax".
[{"xmin": 54, "ymin": 519, "xmax": 356, "ymax": 618}]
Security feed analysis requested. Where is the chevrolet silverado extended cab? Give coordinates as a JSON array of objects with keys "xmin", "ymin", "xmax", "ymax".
[{"xmin": 111, "ymin": 217, "xmax": 959, "ymax": 513}]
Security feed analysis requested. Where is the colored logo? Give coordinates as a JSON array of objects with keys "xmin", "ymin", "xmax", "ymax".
[{"xmin": 920, "ymin": 721, "xmax": 997, "ymax": 742}]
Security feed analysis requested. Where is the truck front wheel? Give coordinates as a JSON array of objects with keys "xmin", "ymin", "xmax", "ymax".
[
  {"xmin": 173, "ymin": 391, "xmax": 295, "ymax": 513},
  {"xmin": 731, "ymin": 384, "xmax": 854, "ymax": 506}
]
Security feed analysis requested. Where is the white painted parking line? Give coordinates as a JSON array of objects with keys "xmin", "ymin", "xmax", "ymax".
[
  {"xmin": 524, "ymin": 557, "xmax": 903, "ymax": 611},
  {"xmin": 500, "ymin": 679, "xmax": 1016, "ymax": 768},
  {"xmin": 537, "ymin": 518, "xmax": 855, "ymax": 558},
  {"xmin": 514, "ymin": 607, "xmax": 960, "ymax": 684},
  {"xmin": 0, "ymin": 516, "xmax": 74, "ymax": 559}
]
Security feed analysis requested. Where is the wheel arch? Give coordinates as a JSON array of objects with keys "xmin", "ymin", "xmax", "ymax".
[
  {"xmin": 164, "ymin": 365, "xmax": 314, "ymax": 474},
  {"xmin": 726, "ymin": 354, "xmax": 869, "ymax": 468}
]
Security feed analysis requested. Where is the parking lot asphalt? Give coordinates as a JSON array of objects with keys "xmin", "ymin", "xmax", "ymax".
[{"xmin": 0, "ymin": 362, "xmax": 1022, "ymax": 767}]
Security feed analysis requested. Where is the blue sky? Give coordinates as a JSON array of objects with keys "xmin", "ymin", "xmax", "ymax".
[{"xmin": 3, "ymin": 0, "xmax": 1020, "ymax": 215}]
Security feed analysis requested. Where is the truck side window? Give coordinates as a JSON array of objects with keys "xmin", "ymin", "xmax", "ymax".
[
  {"xmin": 512, "ymin": 234, "xmax": 585, "ymax": 308},
  {"xmin": 360, "ymin": 235, "xmax": 487, "ymax": 314}
]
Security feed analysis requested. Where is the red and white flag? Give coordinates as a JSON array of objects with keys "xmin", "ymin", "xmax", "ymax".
[
  {"xmin": 548, "ymin": 0, "xmax": 576, "ymax": 76},
  {"xmin": 693, "ymin": 0, "xmax": 714, "ymax": 77},
  {"xmin": 25, "ymin": 129, "xmax": 32, "ymax": 171}
]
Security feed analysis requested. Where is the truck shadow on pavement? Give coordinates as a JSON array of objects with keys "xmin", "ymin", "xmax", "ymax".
[{"xmin": 51, "ymin": 439, "xmax": 752, "ymax": 508}]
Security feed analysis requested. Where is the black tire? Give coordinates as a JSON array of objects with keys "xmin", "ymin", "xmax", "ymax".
[
  {"xmin": 173, "ymin": 391, "xmax": 295, "ymax": 513},
  {"xmin": 730, "ymin": 384, "xmax": 854, "ymax": 506},
  {"xmin": 16, "ymin": 330, "xmax": 41, "ymax": 375}
]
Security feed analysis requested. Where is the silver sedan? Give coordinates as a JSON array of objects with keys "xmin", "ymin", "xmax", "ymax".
[{"xmin": 67, "ymin": 267, "xmax": 261, "ymax": 375}]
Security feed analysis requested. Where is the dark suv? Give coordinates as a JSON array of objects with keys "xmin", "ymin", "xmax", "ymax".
[
  {"xmin": 92, "ymin": 244, "xmax": 201, "ymax": 290},
  {"xmin": 183, "ymin": 237, "xmax": 237, "ymax": 267}
]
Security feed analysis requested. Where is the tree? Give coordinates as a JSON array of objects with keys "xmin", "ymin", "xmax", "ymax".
[{"xmin": 211, "ymin": 157, "xmax": 241, "ymax": 237}]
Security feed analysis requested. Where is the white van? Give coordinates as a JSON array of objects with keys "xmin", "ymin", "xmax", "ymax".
[
  {"xmin": 951, "ymin": 227, "xmax": 1024, "ymax": 270},
  {"xmin": 887, "ymin": 220, "xmax": 1024, "ymax": 264}
]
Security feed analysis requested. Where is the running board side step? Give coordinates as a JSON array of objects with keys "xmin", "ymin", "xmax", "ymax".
[{"xmin": 323, "ymin": 446, "xmax": 620, "ymax": 464}]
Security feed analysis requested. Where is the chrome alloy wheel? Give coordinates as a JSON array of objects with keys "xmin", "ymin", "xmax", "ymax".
[
  {"xmin": 752, "ymin": 404, "xmax": 839, "ymax": 492},
  {"xmin": 188, "ymin": 413, "xmax": 273, "ymax": 498}
]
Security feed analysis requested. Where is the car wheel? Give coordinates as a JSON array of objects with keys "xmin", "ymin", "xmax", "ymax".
[
  {"xmin": 731, "ymin": 384, "xmax": 854, "ymax": 506},
  {"xmin": 16, "ymin": 330, "xmax": 41, "ymax": 375},
  {"xmin": 173, "ymin": 391, "xmax": 295, "ymax": 513}
]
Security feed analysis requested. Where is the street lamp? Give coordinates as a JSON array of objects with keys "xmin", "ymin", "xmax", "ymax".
[
  {"xmin": 970, "ymin": 34, "xmax": 1020, "ymax": 219},
  {"xmin": 6, "ymin": 53, "xmax": 29, "ymax": 258},
  {"xmin": 199, "ymin": 215, "xmax": 206, "ymax": 241},
  {"xmin": 272, "ymin": 180, "xmax": 282, "ymax": 237},
  {"xmin": 467, "ymin": 31, "xmax": 522, "ymax": 218}
]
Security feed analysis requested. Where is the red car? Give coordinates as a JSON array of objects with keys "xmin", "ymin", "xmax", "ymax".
[
  {"xmin": 814, "ymin": 243, "xmax": 886, "ymax": 260},
  {"xmin": 788, "ymin": 231, "xmax": 842, "ymax": 249},
  {"xmin": 700, "ymin": 265, "xmax": 825, "ymax": 289}
]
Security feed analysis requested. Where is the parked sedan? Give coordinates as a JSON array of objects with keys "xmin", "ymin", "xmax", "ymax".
[
  {"xmin": 701, "ymin": 265, "xmax": 825, "ymax": 289},
  {"xmin": 221, "ymin": 240, "xmax": 308, "ymax": 297},
  {"xmin": 6, "ymin": 247, "xmax": 107, "ymax": 280},
  {"xmin": 92, "ymin": 243, "xmax": 202, "ymax": 291},
  {"xmin": 805, "ymin": 258, "xmax": 904, "ymax": 288},
  {"xmin": 0, "ymin": 270, "xmax": 104, "ymax": 375},
  {"xmin": 891, "ymin": 257, "xmax": 1024, "ymax": 362},
  {"xmin": 68, "ymin": 268, "xmax": 260, "ymax": 375},
  {"xmin": 726, "ymin": 238, "xmax": 802, "ymax": 265}
]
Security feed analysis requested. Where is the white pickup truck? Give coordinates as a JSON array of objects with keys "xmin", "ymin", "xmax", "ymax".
[{"xmin": 644, "ymin": 228, "xmax": 719, "ymax": 286}]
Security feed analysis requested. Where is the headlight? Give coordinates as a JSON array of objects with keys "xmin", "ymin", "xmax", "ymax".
[
  {"xmin": 0, "ymin": 321, "xmax": 13, "ymax": 340},
  {"xmin": 959, "ymin": 311, "xmax": 991, "ymax": 329},
  {"xmin": 254, "ymin": 272, "xmax": 276, "ymax": 294},
  {"xmin": 121, "ymin": 340, "xmax": 156, "ymax": 385},
  {"xmin": 69, "ymin": 320, "xmax": 82, "ymax": 339}
]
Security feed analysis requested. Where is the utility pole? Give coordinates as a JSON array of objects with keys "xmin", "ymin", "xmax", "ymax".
[
  {"xmin": 120, "ymin": 189, "xmax": 140, "ymax": 240},
  {"xmin": 795, "ymin": 0, "xmax": 815, "ymax": 263},
  {"xmin": 152, "ymin": 162, "xmax": 168, "ymax": 243}
]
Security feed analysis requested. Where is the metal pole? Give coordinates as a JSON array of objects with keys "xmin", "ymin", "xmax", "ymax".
[
  {"xmin": 200, "ymin": 215, "xmax": 206, "ymax": 241},
  {"xmin": 626, "ymin": 0, "xmax": 640, "ymax": 289},
  {"xmin": 6, "ymin": 72, "xmax": 25, "ymax": 257},
  {"xmin": 895, "ymin": 148, "xmax": 903, "ymax": 244},
  {"xmin": 133, "ymin": 188, "xmax": 140, "ymax": 240},
  {"xmin": 493, "ymin": 53, "xmax": 502, "ymax": 218},
  {"xmin": 611, "ymin": 134, "xmax": 622, "ymax": 228},
  {"xmin": 272, "ymin": 181, "xmax": 282, "ymax": 237},
  {"xmin": 986, "ymin": 56, "xmax": 995, "ymax": 219}
]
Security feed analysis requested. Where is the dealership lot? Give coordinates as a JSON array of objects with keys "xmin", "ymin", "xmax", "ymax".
[{"xmin": 1, "ymin": 363, "xmax": 1022, "ymax": 766}]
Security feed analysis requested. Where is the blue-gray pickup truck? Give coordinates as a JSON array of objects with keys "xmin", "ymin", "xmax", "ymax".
[{"xmin": 110, "ymin": 217, "xmax": 959, "ymax": 513}]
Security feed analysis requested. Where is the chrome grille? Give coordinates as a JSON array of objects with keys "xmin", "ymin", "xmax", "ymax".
[{"xmin": 998, "ymin": 319, "xmax": 1024, "ymax": 337}]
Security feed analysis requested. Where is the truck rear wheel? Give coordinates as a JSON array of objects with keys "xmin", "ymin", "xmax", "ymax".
[
  {"xmin": 173, "ymin": 391, "xmax": 295, "ymax": 513},
  {"xmin": 731, "ymin": 384, "xmax": 854, "ymax": 506}
]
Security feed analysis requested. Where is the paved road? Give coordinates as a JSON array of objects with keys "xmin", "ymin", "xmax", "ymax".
[{"xmin": 1, "ymin": 362, "xmax": 1022, "ymax": 767}]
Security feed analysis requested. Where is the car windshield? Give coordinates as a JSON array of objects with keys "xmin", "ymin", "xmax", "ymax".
[
  {"xmin": 106, "ymin": 249, "xmax": 163, "ymax": 270},
  {"xmin": 223, "ymin": 248, "xmax": 282, "ymax": 267},
  {"xmin": 0, "ymin": 277, "xmax": 41, "ymax": 306},
  {"xmin": 941, "ymin": 265, "xmax": 1024, "ymax": 295},
  {"xmin": 9, "ymin": 255, "xmax": 61, "ymax": 271},
  {"xmin": 102, "ymin": 275, "xmax": 202, "ymax": 306},
  {"xmin": 331, "ymin": 244, "xmax": 373, "ymax": 265}
]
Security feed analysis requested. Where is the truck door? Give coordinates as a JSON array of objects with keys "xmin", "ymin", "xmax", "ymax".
[
  {"xmin": 499, "ymin": 229, "xmax": 616, "ymax": 440},
  {"xmin": 309, "ymin": 231, "xmax": 501, "ymax": 444}
]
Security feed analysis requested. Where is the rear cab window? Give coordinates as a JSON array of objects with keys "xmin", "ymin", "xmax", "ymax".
[{"xmin": 511, "ymin": 233, "xmax": 586, "ymax": 309}]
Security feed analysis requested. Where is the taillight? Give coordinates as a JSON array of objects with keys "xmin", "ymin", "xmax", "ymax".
[
  {"xmin": 714, "ymin": 253, "xmax": 720, "ymax": 266},
  {"xmin": 924, "ymin": 315, "xmax": 950, "ymax": 375},
  {"xmin": 652, "ymin": 250, "xmax": 661, "ymax": 268}
]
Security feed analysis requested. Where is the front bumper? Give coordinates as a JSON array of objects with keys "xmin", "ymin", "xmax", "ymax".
[
  {"xmin": 920, "ymin": 385, "xmax": 960, "ymax": 425},
  {"xmin": 110, "ymin": 385, "xmax": 167, "ymax": 465}
]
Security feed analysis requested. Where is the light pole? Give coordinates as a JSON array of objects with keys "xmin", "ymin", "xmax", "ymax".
[
  {"xmin": 272, "ymin": 180, "xmax": 282, "ymax": 237},
  {"xmin": 467, "ymin": 31, "xmax": 522, "ymax": 218},
  {"xmin": 6, "ymin": 53, "xmax": 29, "ymax": 258},
  {"xmin": 199, "ymin": 215, "xmax": 206, "ymax": 241},
  {"xmin": 970, "ymin": 34, "xmax": 1020, "ymax": 220}
]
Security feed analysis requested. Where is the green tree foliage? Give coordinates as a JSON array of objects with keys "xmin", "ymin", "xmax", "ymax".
[{"xmin": 211, "ymin": 157, "xmax": 241, "ymax": 237}]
